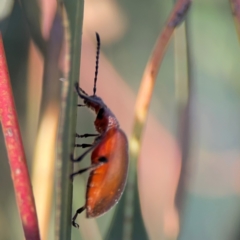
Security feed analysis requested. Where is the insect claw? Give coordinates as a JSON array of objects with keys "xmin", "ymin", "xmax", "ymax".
[
  {"xmin": 72, "ymin": 220, "xmax": 79, "ymax": 228},
  {"xmin": 70, "ymin": 173, "xmax": 74, "ymax": 182},
  {"xmin": 70, "ymin": 153, "xmax": 75, "ymax": 162}
]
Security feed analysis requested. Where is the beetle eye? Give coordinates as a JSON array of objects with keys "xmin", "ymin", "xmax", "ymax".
[{"xmin": 97, "ymin": 108, "xmax": 104, "ymax": 119}]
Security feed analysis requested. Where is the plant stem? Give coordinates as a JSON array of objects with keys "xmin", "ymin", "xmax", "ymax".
[{"xmin": 0, "ymin": 34, "xmax": 40, "ymax": 240}]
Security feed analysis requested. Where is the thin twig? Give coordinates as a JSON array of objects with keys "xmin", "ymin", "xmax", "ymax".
[{"xmin": 0, "ymin": 34, "xmax": 40, "ymax": 240}]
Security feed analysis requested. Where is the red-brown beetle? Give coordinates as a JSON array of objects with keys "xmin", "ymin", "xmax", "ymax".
[{"xmin": 71, "ymin": 33, "xmax": 129, "ymax": 228}]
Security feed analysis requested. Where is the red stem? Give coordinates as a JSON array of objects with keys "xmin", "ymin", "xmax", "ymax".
[{"xmin": 0, "ymin": 34, "xmax": 40, "ymax": 239}]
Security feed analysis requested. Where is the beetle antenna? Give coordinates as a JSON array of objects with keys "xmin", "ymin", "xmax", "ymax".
[{"xmin": 93, "ymin": 32, "xmax": 100, "ymax": 96}]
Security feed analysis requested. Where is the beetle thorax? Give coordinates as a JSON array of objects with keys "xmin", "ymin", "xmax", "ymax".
[
  {"xmin": 107, "ymin": 115, "xmax": 119, "ymax": 130},
  {"xmin": 94, "ymin": 113, "xmax": 119, "ymax": 134}
]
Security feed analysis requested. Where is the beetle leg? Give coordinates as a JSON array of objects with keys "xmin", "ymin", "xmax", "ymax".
[
  {"xmin": 74, "ymin": 134, "xmax": 99, "ymax": 149},
  {"xmin": 70, "ymin": 166, "xmax": 91, "ymax": 180},
  {"xmin": 72, "ymin": 206, "xmax": 86, "ymax": 228},
  {"xmin": 70, "ymin": 162, "xmax": 105, "ymax": 180},
  {"xmin": 74, "ymin": 144, "xmax": 92, "ymax": 148},
  {"xmin": 71, "ymin": 142, "xmax": 99, "ymax": 162},
  {"xmin": 75, "ymin": 133, "xmax": 99, "ymax": 138}
]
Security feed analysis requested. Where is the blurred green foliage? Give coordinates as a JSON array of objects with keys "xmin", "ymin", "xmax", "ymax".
[{"xmin": 1, "ymin": 0, "xmax": 240, "ymax": 240}]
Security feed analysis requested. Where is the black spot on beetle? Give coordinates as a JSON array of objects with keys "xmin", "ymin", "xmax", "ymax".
[
  {"xmin": 97, "ymin": 108, "xmax": 105, "ymax": 119},
  {"xmin": 98, "ymin": 156, "xmax": 108, "ymax": 163}
]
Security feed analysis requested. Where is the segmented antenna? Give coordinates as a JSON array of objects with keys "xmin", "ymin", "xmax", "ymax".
[{"xmin": 93, "ymin": 32, "xmax": 101, "ymax": 95}]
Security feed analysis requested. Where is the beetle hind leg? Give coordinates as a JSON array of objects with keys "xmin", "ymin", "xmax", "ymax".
[
  {"xmin": 72, "ymin": 206, "xmax": 86, "ymax": 228},
  {"xmin": 70, "ymin": 160, "xmax": 107, "ymax": 180},
  {"xmin": 70, "ymin": 166, "xmax": 92, "ymax": 181}
]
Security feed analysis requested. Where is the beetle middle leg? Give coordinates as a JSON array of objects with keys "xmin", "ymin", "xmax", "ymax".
[{"xmin": 71, "ymin": 146, "xmax": 94, "ymax": 162}]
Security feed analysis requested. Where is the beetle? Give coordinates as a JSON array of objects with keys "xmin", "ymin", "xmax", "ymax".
[{"xmin": 71, "ymin": 33, "xmax": 129, "ymax": 228}]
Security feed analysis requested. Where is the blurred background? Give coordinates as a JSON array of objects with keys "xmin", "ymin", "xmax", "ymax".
[{"xmin": 1, "ymin": 0, "xmax": 240, "ymax": 240}]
